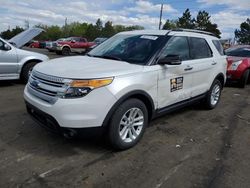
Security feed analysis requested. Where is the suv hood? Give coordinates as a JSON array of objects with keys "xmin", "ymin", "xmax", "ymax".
[
  {"xmin": 34, "ymin": 56, "xmax": 143, "ymax": 79},
  {"xmin": 8, "ymin": 28, "xmax": 44, "ymax": 48}
]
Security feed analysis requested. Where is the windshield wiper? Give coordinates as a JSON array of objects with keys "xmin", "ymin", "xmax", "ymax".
[
  {"xmin": 87, "ymin": 54, "xmax": 122, "ymax": 61},
  {"xmin": 86, "ymin": 53, "xmax": 92, "ymax": 57},
  {"xmin": 100, "ymin": 55, "xmax": 122, "ymax": 61}
]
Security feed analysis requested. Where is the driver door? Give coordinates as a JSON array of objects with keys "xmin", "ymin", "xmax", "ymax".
[
  {"xmin": 0, "ymin": 40, "xmax": 18, "ymax": 75},
  {"xmin": 157, "ymin": 36, "xmax": 194, "ymax": 109}
]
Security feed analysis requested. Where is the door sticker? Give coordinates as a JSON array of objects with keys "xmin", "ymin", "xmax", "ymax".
[{"xmin": 170, "ymin": 77, "xmax": 183, "ymax": 92}]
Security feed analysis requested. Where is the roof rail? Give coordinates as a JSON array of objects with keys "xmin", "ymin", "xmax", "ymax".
[{"xmin": 171, "ymin": 28, "xmax": 216, "ymax": 37}]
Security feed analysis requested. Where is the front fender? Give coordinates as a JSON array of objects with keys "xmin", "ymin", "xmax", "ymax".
[{"xmin": 17, "ymin": 56, "xmax": 47, "ymax": 73}]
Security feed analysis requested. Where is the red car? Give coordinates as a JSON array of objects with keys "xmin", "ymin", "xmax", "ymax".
[
  {"xmin": 53, "ymin": 37, "xmax": 95, "ymax": 55},
  {"xmin": 29, "ymin": 41, "xmax": 40, "ymax": 48},
  {"xmin": 226, "ymin": 46, "xmax": 250, "ymax": 88}
]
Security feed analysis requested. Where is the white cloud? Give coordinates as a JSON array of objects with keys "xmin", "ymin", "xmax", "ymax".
[
  {"xmin": 198, "ymin": 0, "xmax": 250, "ymax": 10},
  {"xmin": 209, "ymin": 11, "xmax": 248, "ymax": 38},
  {"xmin": 127, "ymin": 0, "xmax": 177, "ymax": 13},
  {"xmin": 211, "ymin": 11, "xmax": 247, "ymax": 30},
  {"xmin": 0, "ymin": 0, "xmax": 174, "ymax": 32}
]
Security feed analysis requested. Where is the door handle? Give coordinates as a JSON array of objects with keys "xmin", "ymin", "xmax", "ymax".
[
  {"xmin": 184, "ymin": 67, "xmax": 193, "ymax": 71},
  {"xmin": 211, "ymin": 62, "xmax": 217, "ymax": 65}
]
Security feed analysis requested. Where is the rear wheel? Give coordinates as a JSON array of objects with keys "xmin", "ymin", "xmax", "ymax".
[
  {"xmin": 204, "ymin": 79, "xmax": 222, "ymax": 109},
  {"xmin": 239, "ymin": 69, "xmax": 249, "ymax": 88},
  {"xmin": 62, "ymin": 47, "xmax": 71, "ymax": 56},
  {"xmin": 21, "ymin": 62, "xmax": 37, "ymax": 83},
  {"xmin": 108, "ymin": 98, "xmax": 148, "ymax": 150}
]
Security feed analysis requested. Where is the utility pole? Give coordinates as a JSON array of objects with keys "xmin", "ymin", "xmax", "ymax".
[
  {"xmin": 159, "ymin": 4, "xmax": 163, "ymax": 30},
  {"xmin": 65, "ymin": 17, "xmax": 68, "ymax": 27}
]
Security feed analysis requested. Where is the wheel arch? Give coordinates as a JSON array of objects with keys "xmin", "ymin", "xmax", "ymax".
[
  {"xmin": 102, "ymin": 90, "xmax": 155, "ymax": 127},
  {"xmin": 215, "ymin": 73, "xmax": 225, "ymax": 89},
  {"xmin": 62, "ymin": 45, "xmax": 71, "ymax": 50},
  {"xmin": 20, "ymin": 59, "xmax": 42, "ymax": 74}
]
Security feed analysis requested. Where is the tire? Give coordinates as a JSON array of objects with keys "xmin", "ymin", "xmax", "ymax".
[
  {"xmin": 21, "ymin": 62, "xmax": 37, "ymax": 83},
  {"xmin": 239, "ymin": 69, "xmax": 249, "ymax": 88},
  {"xmin": 108, "ymin": 98, "xmax": 148, "ymax": 150},
  {"xmin": 62, "ymin": 47, "xmax": 71, "ymax": 56},
  {"xmin": 204, "ymin": 79, "xmax": 222, "ymax": 109}
]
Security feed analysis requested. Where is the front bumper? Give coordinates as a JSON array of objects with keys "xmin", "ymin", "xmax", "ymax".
[
  {"xmin": 52, "ymin": 46, "xmax": 63, "ymax": 51},
  {"xmin": 227, "ymin": 70, "xmax": 242, "ymax": 80},
  {"xmin": 24, "ymin": 86, "xmax": 117, "ymax": 129}
]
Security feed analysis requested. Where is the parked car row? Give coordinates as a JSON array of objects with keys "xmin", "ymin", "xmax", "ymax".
[{"xmin": 29, "ymin": 37, "xmax": 108, "ymax": 56}]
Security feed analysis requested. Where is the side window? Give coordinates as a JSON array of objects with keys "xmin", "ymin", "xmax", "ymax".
[
  {"xmin": 80, "ymin": 38, "xmax": 87, "ymax": 42},
  {"xmin": 212, "ymin": 40, "xmax": 225, "ymax": 55},
  {"xmin": 72, "ymin": 37, "xmax": 80, "ymax": 42},
  {"xmin": 160, "ymin": 36, "xmax": 190, "ymax": 61},
  {"xmin": 189, "ymin": 37, "xmax": 212, "ymax": 59}
]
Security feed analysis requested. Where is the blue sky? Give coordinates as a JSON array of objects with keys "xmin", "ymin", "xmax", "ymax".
[{"xmin": 0, "ymin": 0, "xmax": 249, "ymax": 39}]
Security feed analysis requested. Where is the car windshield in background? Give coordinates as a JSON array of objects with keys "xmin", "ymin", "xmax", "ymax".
[
  {"xmin": 225, "ymin": 47, "xmax": 250, "ymax": 57},
  {"xmin": 88, "ymin": 34, "xmax": 166, "ymax": 65}
]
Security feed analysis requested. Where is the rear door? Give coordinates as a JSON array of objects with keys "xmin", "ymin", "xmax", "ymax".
[
  {"xmin": 157, "ymin": 36, "xmax": 193, "ymax": 108},
  {"xmin": 71, "ymin": 37, "xmax": 86, "ymax": 53},
  {"xmin": 187, "ymin": 37, "xmax": 215, "ymax": 97},
  {"xmin": 0, "ymin": 39, "xmax": 18, "ymax": 75}
]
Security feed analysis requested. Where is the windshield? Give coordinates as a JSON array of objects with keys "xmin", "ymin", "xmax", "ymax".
[
  {"xmin": 88, "ymin": 34, "xmax": 166, "ymax": 65},
  {"xmin": 225, "ymin": 47, "xmax": 250, "ymax": 57}
]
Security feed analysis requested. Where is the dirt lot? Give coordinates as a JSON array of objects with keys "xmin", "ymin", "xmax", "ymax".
[{"xmin": 0, "ymin": 48, "xmax": 250, "ymax": 188}]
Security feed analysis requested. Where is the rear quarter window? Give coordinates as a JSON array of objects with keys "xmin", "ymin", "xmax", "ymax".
[
  {"xmin": 189, "ymin": 37, "xmax": 213, "ymax": 59},
  {"xmin": 213, "ymin": 40, "xmax": 225, "ymax": 55}
]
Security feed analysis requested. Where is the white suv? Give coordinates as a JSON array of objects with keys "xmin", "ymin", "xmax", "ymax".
[{"xmin": 24, "ymin": 29, "xmax": 227, "ymax": 150}]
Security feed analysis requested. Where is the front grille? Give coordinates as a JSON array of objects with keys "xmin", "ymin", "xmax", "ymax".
[{"xmin": 28, "ymin": 71, "xmax": 66, "ymax": 104}]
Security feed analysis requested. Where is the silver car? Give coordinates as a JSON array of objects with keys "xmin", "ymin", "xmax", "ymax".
[{"xmin": 0, "ymin": 28, "xmax": 49, "ymax": 82}]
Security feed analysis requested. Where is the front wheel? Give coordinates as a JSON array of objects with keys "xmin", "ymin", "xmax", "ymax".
[
  {"xmin": 108, "ymin": 99, "xmax": 148, "ymax": 150},
  {"xmin": 204, "ymin": 79, "xmax": 222, "ymax": 109},
  {"xmin": 21, "ymin": 62, "xmax": 37, "ymax": 83}
]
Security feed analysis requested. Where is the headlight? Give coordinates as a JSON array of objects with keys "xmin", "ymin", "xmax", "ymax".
[
  {"xmin": 228, "ymin": 60, "xmax": 242, "ymax": 70},
  {"xmin": 57, "ymin": 78, "xmax": 113, "ymax": 98}
]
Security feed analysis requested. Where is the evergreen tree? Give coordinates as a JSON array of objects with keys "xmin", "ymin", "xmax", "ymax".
[
  {"xmin": 177, "ymin": 9, "xmax": 195, "ymax": 29},
  {"xmin": 235, "ymin": 18, "xmax": 250, "ymax": 44},
  {"xmin": 162, "ymin": 19, "xmax": 177, "ymax": 30},
  {"xmin": 195, "ymin": 11, "xmax": 221, "ymax": 38}
]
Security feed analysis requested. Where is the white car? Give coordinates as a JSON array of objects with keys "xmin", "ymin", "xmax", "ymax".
[
  {"xmin": 0, "ymin": 28, "xmax": 49, "ymax": 82},
  {"xmin": 24, "ymin": 29, "xmax": 227, "ymax": 150}
]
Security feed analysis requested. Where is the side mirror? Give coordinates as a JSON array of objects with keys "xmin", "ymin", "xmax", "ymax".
[
  {"xmin": 158, "ymin": 55, "xmax": 182, "ymax": 65},
  {"xmin": 71, "ymin": 40, "xmax": 76, "ymax": 43},
  {"xmin": 3, "ymin": 44, "xmax": 11, "ymax": 51}
]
